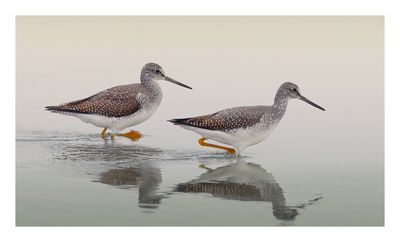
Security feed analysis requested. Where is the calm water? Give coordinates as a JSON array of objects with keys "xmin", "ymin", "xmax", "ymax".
[{"xmin": 16, "ymin": 130, "xmax": 383, "ymax": 226}]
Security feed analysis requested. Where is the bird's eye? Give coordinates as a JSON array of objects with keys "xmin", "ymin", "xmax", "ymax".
[
  {"xmin": 292, "ymin": 88, "xmax": 297, "ymax": 92},
  {"xmin": 155, "ymin": 69, "xmax": 161, "ymax": 74}
]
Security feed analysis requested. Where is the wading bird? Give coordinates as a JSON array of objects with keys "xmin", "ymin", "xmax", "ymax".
[
  {"xmin": 46, "ymin": 63, "xmax": 192, "ymax": 140},
  {"xmin": 169, "ymin": 82, "xmax": 325, "ymax": 155}
]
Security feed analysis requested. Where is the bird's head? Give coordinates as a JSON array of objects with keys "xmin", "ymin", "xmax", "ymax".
[
  {"xmin": 141, "ymin": 63, "xmax": 192, "ymax": 89},
  {"xmin": 278, "ymin": 82, "xmax": 325, "ymax": 111}
]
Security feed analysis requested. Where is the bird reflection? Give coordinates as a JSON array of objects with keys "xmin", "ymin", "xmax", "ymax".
[
  {"xmin": 175, "ymin": 158, "xmax": 298, "ymax": 220},
  {"xmin": 98, "ymin": 165, "xmax": 163, "ymax": 209},
  {"xmin": 49, "ymin": 136, "xmax": 299, "ymax": 219},
  {"xmin": 49, "ymin": 138, "xmax": 165, "ymax": 209}
]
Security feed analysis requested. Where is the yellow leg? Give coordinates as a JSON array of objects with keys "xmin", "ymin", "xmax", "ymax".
[
  {"xmin": 100, "ymin": 128, "xmax": 107, "ymax": 139},
  {"xmin": 113, "ymin": 130, "xmax": 142, "ymax": 141},
  {"xmin": 198, "ymin": 137, "xmax": 236, "ymax": 154}
]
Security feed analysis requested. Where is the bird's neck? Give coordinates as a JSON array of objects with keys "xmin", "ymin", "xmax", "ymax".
[
  {"xmin": 271, "ymin": 89, "xmax": 289, "ymax": 123},
  {"xmin": 140, "ymin": 72, "xmax": 152, "ymax": 83},
  {"xmin": 141, "ymin": 73, "xmax": 162, "ymax": 91},
  {"xmin": 273, "ymin": 89, "xmax": 289, "ymax": 110},
  {"xmin": 142, "ymin": 79, "xmax": 162, "ymax": 95}
]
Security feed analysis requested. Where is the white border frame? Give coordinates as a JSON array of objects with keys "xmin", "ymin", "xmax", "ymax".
[{"xmin": 3, "ymin": 0, "xmax": 398, "ymax": 241}]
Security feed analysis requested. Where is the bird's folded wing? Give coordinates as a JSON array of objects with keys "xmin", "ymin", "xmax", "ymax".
[
  {"xmin": 170, "ymin": 106, "xmax": 266, "ymax": 131},
  {"xmin": 46, "ymin": 84, "xmax": 141, "ymax": 118}
]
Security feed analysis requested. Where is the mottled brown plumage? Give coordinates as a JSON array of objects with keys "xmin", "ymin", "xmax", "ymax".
[
  {"xmin": 46, "ymin": 84, "xmax": 142, "ymax": 118},
  {"xmin": 169, "ymin": 106, "xmax": 268, "ymax": 131}
]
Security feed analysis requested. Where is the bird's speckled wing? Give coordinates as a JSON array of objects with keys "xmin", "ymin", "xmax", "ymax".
[
  {"xmin": 169, "ymin": 106, "xmax": 267, "ymax": 131},
  {"xmin": 46, "ymin": 84, "xmax": 141, "ymax": 118}
]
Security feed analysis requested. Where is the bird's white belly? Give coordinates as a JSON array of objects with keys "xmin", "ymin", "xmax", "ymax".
[
  {"xmin": 182, "ymin": 124, "xmax": 276, "ymax": 153},
  {"xmin": 71, "ymin": 103, "xmax": 159, "ymax": 132}
]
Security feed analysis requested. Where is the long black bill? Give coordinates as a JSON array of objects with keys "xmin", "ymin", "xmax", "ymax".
[
  {"xmin": 164, "ymin": 76, "xmax": 192, "ymax": 89},
  {"xmin": 300, "ymin": 95, "xmax": 326, "ymax": 111}
]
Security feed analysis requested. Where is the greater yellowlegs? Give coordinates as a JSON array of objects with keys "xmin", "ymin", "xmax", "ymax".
[
  {"xmin": 46, "ymin": 63, "xmax": 192, "ymax": 140},
  {"xmin": 169, "ymin": 82, "xmax": 325, "ymax": 154}
]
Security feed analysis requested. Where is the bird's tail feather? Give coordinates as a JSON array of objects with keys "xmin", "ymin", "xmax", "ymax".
[
  {"xmin": 45, "ymin": 105, "xmax": 79, "ymax": 114},
  {"xmin": 45, "ymin": 106, "xmax": 62, "ymax": 112},
  {"xmin": 168, "ymin": 118, "xmax": 191, "ymax": 125}
]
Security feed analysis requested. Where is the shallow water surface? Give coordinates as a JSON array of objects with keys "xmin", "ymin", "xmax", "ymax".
[{"xmin": 16, "ymin": 130, "xmax": 383, "ymax": 226}]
